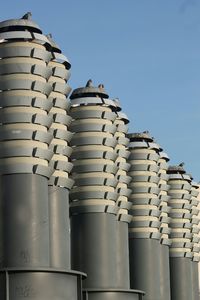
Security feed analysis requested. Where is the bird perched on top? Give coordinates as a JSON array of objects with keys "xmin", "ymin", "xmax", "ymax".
[
  {"xmin": 98, "ymin": 84, "xmax": 104, "ymax": 89},
  {"xmin": 179, "ymin": 162, "xmax": 185, "ymax": 167},
  {"xmin": 46, "ymin": 33, "xmax": 53, "ymax": 39},
  {"xmin": 85, "ymin": 79, "xmax": 93, "ymax": 87},
  {"xmin": 21, "ymin": 12, "xmax": 32, "ymax": 20},
  {"xmin": 143, "ymin": 130, "xmax": 150, "ymax": 135}
]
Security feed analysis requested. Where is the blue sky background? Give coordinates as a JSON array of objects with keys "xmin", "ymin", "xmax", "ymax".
[{"xmin": 1, "ymin": 0, "xmax": 200, "ymax": 179}]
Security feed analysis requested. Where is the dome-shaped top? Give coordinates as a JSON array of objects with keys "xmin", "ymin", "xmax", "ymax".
[
  {"xmin": 0, "ymin": 12, "xmax": 42, "ymax": 34},
  {"xmin": 127, "ymin": 131, "xmax": 154, "ymax": 142},
  {"xmin": 70, "ymin": 80, "xmax": 109, "ymax": 99}
]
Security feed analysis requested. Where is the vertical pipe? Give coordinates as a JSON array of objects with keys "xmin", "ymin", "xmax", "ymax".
[
  {"xmin": 129, "ymin": 238, "xmax": 161, "ymax": 300},
  {"xmin": 158, "ymin": 244, "xmax": 171, "ymax": 300},
  {"xmin": 170, "ymin": 257, "xmax": 193, "ymax": 300},
  {"xmin": 115, "ymin": 220, "xmax": 130, "ymax": 288},
  {"xmin": 48, "ymin": 186, "xmax": 71, "ymax": 269},
  {"xmin": 71, "ymin": 213, "xmax": 117, "ymax": 289},
  {"xmin": 191, "ymin": 260, "xmax": 199, "ymax": 300}
]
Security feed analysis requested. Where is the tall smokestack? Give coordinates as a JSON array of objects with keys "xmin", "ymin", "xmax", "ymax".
[
  {"xmin": 0, "ymin": 12, "xmax": 53, "ymax": 270},
  {"xmin": 69, "ymin": 82, "xmax": 144, "ymax": 299},
  {"xmin": 0, "ymin": 14, "xmax": 84, "ymax": 299}
]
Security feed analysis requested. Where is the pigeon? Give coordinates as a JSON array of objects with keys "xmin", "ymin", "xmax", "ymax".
[
  {"xmin": 98, "ymin": 84, "xmax": 104, "ymax": 89},
  {"xmin": 46, "ymin": 33, "xmax": 53, "ymax": 39},
  {"xmin": 21, "ymin": 12, "xmax": 32, "ymax": 20},
  {"xmin": 179, "ymin": 162, "xmax": 185, "ymax": 167},
  {"xmin": 85, "ymin": 79, "xmax": 93, "ymax": 87}
]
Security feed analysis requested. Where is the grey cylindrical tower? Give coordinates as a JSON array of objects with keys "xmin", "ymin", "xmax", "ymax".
[
  {"xmin": 158, "ymin": 151, "xmax": 171, "ymax": 300},
  {"xmin": 128, "ymin": 132, "xmax": 162, "ymax": 300},
  {"xmin": 0, "ymin": 14, "xmax": 84, "ymax": 300},
  {"xmin": 70, "ymin": 81, "xmax": 144, "ymax": 300},
  {"xmin": 167, "ymin": 164, "xmax": 193, "ymax": 300}
]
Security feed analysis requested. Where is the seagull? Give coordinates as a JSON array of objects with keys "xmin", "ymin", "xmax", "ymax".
[
  {"xmin": 21, "ymin": 12, "xmax": 32, "ymax": 20},
  {"xmin": 85, "ymin": 79, "xmax": 93, "ymax": 87}
]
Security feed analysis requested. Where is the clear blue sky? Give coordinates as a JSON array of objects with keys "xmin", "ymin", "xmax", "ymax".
[{"xmin": 1, "ymin": 0, "xmax": 200, "ymax": 180}]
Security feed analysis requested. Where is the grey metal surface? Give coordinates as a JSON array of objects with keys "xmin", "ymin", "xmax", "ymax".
[
  {"xmin": 70, "ymin": 204, "xmax": 118, "ymax": 215},
  {"xmin": 129, "ymin": 238, "xmax": 161, "ymax": 300},
  {"xmin": 0, "ymin": 62, "xmax": 52, "ymax": 79},
  {"xmin": 0, "ymin": 95, "xmax": 52, "ymax": 111},
  {"xmin": 70, "ymin": 110, "xmax": 116, "ymax": 122},
  {"xmin": 0, "ymin": 174, "xmax": 49, "ymax": 268},
  {"xmin": 0, "ymin": 268, "xmax": 84, "ymax": 300},
  {"xmin": 0, "ymin": 78, "xmax": 52, "ymax": 96},
  {"xmin": 191, "ymin": 261, "xmax": 200, "ymax": 300},
  {"xmin": 83, "ymin": 289, "xmax": 144, "ymax": 300},
  {"xmin": 0, "ymin": 17, "xmax": 42, "ymax": 32},
  {"xmin": 170, "ymin": 257, "xmax": 193, "ymax": 300},
  {"xmin": 115, "ymin": 221, "xmax": 130, "ymax": 289},
  {"xmin": 71, "ymin": 213, "xmax": 118, "ymax": 289},
  {"xmin": 158, "ymin": 244, "xmax": 171, "ymax": 300},
  {"xmin": 0, "ymin": 46, "xmax": 52, "ymax": 62},
  {"xmin": 48, "ymin": 186, "xmax": 71, "ymax": 269}
]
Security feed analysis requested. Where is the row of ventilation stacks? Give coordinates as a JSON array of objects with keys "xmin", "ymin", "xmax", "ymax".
[{"xmin": 0, "ymin": 13, "xmax": 199, "ymax": 300}]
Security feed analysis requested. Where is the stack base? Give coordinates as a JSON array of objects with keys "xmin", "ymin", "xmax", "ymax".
[
  {"xmin": 83, "ymin": 289, "xmax": 144, "ymax": 300},
  {"xmin": 129, "ymin": 238, "xmax": 161, "ymax": 300},
  {"xmin": 71, "ymin": 213, "xmax": 118, "ymax": 289},
  {"xmin": 170, "ymin": 257, "xmax": 193, "ymax": 300},
  {"xmin": 159, "ymin": 244, "xmax": 171, "ymax": 300},
  {"xmin": 48, "ymin": 186, "xmax": 71, "ymax": 269},
  {"xmin": 116, "ymin": 221, "xmax": 130, "ymax": 289},
  {"xmin": 0, "ymin": 174, "xmax": 50, "ymax": 268},
  {"xmin": 191, "ymin": 261, "xmax": 199, "ymax": 300},
  {"xmin": 0, "ymin": 268, "xmax": 85, "ymax": 299}
]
